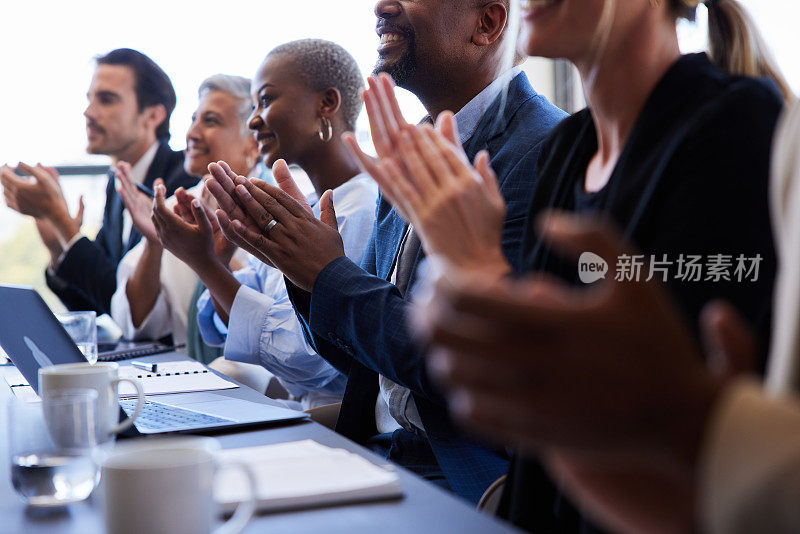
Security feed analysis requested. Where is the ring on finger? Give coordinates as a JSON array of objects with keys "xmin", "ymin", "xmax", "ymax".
[{"xmin": 264, "ymin": 219, "xmax": 278, "ymax": 233}]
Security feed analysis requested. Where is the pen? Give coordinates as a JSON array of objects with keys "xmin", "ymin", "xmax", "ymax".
[
  {"xmin": 134, "ymin": 182, "xmax": 155, "ymax": 198},
  {"xmin": 132, "ymin": 361, "xmax": 158, "ymax": 373},
  {"xmin": 107, "ymin": 168, "xmax": 156, "ymax": 198}
]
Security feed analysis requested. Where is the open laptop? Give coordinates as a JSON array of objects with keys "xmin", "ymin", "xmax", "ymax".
[{"xmin": 0, "ymin": 285, "xmax": 306, "ymax": 434}]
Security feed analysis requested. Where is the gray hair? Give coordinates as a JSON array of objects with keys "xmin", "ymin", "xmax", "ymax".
[
  {"xmin": 267, "ymin": 39, "xmax": 364, "ymax": 131},
  {"xmin": 198, "ymin": 74, "xmax": 254, "ymax": 138}
]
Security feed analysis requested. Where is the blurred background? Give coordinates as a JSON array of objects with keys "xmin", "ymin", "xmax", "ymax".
[{"xmin": 0, "ymin": 0, "xmax": 795, "ymax": 310}]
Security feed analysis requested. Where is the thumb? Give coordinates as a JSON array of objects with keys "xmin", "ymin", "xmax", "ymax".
[
  {"xmin": 191, "ymin": 198, "xmax": 213, "ymax": 234},
  {"xmin": 319, "ymin": 190, "xmax": 338, "ymax": 230},
  {"xmin": 153, "ymin": 178, "xmax": 165, "ymax": 190},
  {"xmin": 272, "ymin": 160, "xmax": 305, "ymax": 203},
  {"xmin": 701, "ymin": 300, "xmax": 758, "ymax": 381}
]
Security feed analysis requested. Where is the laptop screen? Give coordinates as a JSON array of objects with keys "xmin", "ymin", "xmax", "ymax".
[{"xmin": 0, "ymin": 285, "xmax": 87, "ymax": 393}]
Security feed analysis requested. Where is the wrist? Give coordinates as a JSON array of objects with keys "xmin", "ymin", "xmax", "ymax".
[
  {"xmin": 50, "ymin": 208, "xmax": 81, "ymax": 245},
  {"xmin": 195, "ymin": 255, "xmax": 229, "ymax": 283},
  {"xmin": 447, "ymin": 249, "xmax": 511, "ymax": 279},
  {"xmin": 142, "ymin": 239, "xmax": 164, "ymax": 259},
  {"xmin": 306, "ymin": 255, "xmax": 344, "ymax": 293}
]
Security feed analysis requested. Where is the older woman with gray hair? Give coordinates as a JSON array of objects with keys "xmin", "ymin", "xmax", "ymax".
[{"xmin": 110, "ymin": 74, "xmax": 259, "ymax": 353}]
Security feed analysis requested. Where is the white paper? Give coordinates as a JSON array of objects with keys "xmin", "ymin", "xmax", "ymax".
[
  {"xmin": 118, "ymin": 361, "xmax": 237, "ymax": 397},
  {"xmin": 11, "ymin": 385, "xmax": 40, "ymax": 402},
  {"xmin": 3, "ymin": 366, "xmax": 28, "ymax": 388},
  {"xmin": 214, "ymin": 440, "xmax": 402, "ymax": 513}
]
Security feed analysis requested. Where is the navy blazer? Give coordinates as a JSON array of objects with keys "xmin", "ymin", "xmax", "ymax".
[
  {"xmin": 288, "ymin": 72, "xmax": 567, "ymax": 503},
  {"xmin": 46, "ymin": 140, "xmax": 197, "ymax": 314}
]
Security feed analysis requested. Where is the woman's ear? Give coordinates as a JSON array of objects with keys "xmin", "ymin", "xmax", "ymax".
[{"xmin": 319, "ymin": 87, "xmax": 342, "ymax": 119}]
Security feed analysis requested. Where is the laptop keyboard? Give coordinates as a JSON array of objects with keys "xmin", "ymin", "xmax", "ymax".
[{"xmin": 120, "ymin": 398, "xmax": 235, "ymax": 431}]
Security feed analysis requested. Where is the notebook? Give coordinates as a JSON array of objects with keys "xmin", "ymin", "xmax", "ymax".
[
  {"xmin": 118, "ymin": 361, "xmax": 238, "ymax": 397},
  {"xmin": 3, "ymin": 360, "xmax": 236, "ymax": 398},
  {"xmin": 214, "ymin": 440, "xmax": 403, "ymax": 514}
]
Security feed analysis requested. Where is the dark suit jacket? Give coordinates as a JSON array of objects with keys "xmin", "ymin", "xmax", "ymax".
[
  {"xmin": 288, "ymin": 72, "xmax": 567, "ymax": 503},
  {"xmin": 46, "ymin": 140, "xmax": 197, "ymax": 314}
]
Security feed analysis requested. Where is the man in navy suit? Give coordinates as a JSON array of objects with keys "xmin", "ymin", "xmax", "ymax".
[
  {"xmin": 212, "ymin": 0, "xmax": 566, "ymax": 503},
  {"xmin": 1, "ymin": 49, "xmax": 196, "ymax": 315}
]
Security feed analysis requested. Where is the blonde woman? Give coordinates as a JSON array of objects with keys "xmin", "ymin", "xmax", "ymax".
[{"xmin": 351, "ymin": 0, "xmax": 791, "ymax": 531}]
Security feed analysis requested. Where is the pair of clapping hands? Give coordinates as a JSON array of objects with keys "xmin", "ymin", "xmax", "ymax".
[
  {"xmin": 116, "ymin": 158, "xmax": 345, "ymax": 291},
  {"xmin": 345, "ymin": 74, "xmax": 511, "ymax": 278},
  {"xmin": 114, "ymin": 162, "xmax": 235, "ymax": 271}
]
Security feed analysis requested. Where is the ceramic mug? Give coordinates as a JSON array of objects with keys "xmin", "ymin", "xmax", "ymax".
[
  {"xmin": 95, "ymin": 437, "xmax": 257, "ymax": 534},
  {"xmin": 39, "ymin": 362, "xmax": 143, "ymax": 442}
]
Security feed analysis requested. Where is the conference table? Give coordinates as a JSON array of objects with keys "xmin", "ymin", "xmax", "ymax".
[{"xmin": 0, "ymin": 353, "xmax": 520, "ymax": 533}]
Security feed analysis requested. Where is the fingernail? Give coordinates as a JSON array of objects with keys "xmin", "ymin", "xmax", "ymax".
[{"xmin": 192, "ymin": 199, "xmax": 201, "ymax": 208}]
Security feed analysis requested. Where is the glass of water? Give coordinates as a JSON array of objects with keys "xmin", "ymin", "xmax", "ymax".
[
  {"xmin": 7, "ymin": 388, "xmax": 101, "ymax": 506},
  {"xmin": 56, "ymin": 311, "xmax": 98, "ymax": 364}
]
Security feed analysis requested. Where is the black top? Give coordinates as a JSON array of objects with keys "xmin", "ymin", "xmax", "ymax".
[{"xmin": 500, "ymin": 54, "xmax": 783, "ymax": 532}]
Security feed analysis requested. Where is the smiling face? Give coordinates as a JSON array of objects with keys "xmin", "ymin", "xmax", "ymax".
[
  {"xmin": 248, "ymin": 54, "xmax": 322, "ymax": 168},
  {"xmin": 184, "ymin": 89, "xmax": 256, "ymax": 177},
  {"xmin": 373, "ymin": 0, "xmax": 480, "ymax": 90},
  {"xmin": 83, "ymin": 65, "xmax": 151, "ymax": 157}
]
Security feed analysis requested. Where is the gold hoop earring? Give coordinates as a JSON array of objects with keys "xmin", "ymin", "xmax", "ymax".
[{"xmin": 318, "ymin": 117, "xmax": 333, "ymax": 143}]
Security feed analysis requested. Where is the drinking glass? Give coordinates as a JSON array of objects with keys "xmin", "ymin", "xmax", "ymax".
[
  {"xmin": 56, "ymin": 311, "xmax": 98, "ymax": 364},
  {"xmin": 7, "ymin": 388, "xmax": 101, "ymax": 506}
]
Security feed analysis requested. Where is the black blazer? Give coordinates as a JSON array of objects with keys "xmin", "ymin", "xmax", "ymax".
[{"xmin": 46, "ymin": 140, "xmax": 197, "ymax": 314}]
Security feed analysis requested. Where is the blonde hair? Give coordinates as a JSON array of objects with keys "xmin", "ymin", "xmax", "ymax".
[{"xmin": 675, "ymin": 0, "xmax": 793, "ymax": 102}]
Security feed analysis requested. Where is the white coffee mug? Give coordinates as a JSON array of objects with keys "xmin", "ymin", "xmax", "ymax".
[
  {"xmin": 39, "ymin": 362, "xmax": 144, "ymax": 442},
  {"xmin": 95, "ymin": 437, "xmax": 257, "ymax": 534}
]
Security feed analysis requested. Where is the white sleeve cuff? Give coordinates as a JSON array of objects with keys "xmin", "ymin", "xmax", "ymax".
[{"xmin": 224, "ymin": 285, "xmax": 277, "ymax": 365}]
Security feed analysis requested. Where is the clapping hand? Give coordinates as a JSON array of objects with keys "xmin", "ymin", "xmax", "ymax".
[
  {"xmin": 172, "ymin": 182, "xmax": 238, "ymax": 266},
  {"xmin": 419, "ymin": 211, "xmax": 721, "ymax": 462},
  {"xmin": 1, "ymin": 162, "xmax": 68, "ymax": 219},
  {"xmin": 115, "ymin": 161, "xmax": 161, "ymax": 243},
  {"xmin": 2, "ymin": 163, "xmax": 83, "ymax": 252},
  {"xmin": 343, "ymin": 74, "xmax": 509, "ymax": 278},
  {"xmin": 151, "ymin": 183, "xmax": 220, "ymax": 274},
  {"xmin": 209, "ymin": 159, "xmax": 343, "ymax": 291}
]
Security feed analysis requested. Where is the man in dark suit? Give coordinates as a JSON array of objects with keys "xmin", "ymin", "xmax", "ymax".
[
  {"xmin": 1, "ymin": 49, "xmax": 196, "ymax": 315},
  {"xmin": 210, "ymin": 0, "xmax": 566, "ymax": 503}
]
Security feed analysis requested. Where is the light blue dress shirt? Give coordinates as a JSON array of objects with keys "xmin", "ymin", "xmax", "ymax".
[{"xmin": 197, "ymin": 173, "xmax": 378, "ymax": 407}]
